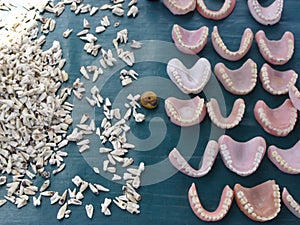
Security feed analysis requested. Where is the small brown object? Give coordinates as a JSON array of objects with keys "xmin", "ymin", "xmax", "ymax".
[{"xmin": 140, "ymin": 91, "xmax": 158, "ymax": 109}]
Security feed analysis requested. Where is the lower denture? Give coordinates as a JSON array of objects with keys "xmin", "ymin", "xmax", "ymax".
[
  {"xmin": 163, "ymin": 0, "xmax": 196, "ymax": 15},
  {"xmin": 234, "ymin": 180, "xmax": 281, "ymax": 222},
  {"xmin": 189, "ymin": 183, "xmax": 234, "ymax": 222},
  {"xmin": 196, "ymin": 0, "xmax": 236, "ymax": 20}
]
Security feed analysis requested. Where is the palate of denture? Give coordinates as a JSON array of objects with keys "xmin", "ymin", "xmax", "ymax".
[
  {"xmin": 218, "ymin": 135, "xmax": 266, "ymax": 176},
  {"xmin": 206, "ymin": 98, "xmax": 245, "ymax": 129},
  {"xmin": 234, "ymin": 180, "xmax": 281, "ymax": 222},
  {"xmin": 211, "ymin": 26, "xmax": 253, "ymax": 61},
  {"xmin": 167, "ymin": 58, "xmax": 211, "ymax": 94},
  {"xmin": 256, "ymin": 30, "xmax": 294, "ymax": 65},
  {"xmin": 164, "ymin": 96, "xmax": 206, "ymax": 127},
  {"xmin": 254, "ymin": 99, "xmax": 297, "ymax": 137},
  {"xmin": 260, "ymin": 63, "xmax": 298, "ymax": 95},
  {"xmin": 214, "ymin": 58, "xmax": 257, "ymax": 95},
  {"xmin": 268, "ymin": 140, "xmax": 300, "ymax": 174},
  {"xmin": 196, "ymin": 0, "xmax": 236, "ymax": 20},
  {"xmin": 163, "ymin": 0, "xmax": 196, "ymax": 15},
  {"xmin": 189, "ymin": 183, "xmax": 234, "ymax": 222},
  {"xmin": 282, "ymin": 187, "xmax": 300, "ymax": 219},
  {"xmin": 247, "ymin": 0, "xmax": 284, "ymax": 26},
  {"xmin": 172, "ymin": 24, "xmax": 209, "ymax": 55},
  {"xmin": 168, "ymin": 140, "xmax": 219, "ymax": 177},
  {"xmin": 289, "ymin": 86, "xmax": 300, "ymax": 111}
]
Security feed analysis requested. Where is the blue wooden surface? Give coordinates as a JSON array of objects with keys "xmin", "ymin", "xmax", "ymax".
[{"xmin": 1, "ymin": 0, "xmax": 300, "ymax": 224}]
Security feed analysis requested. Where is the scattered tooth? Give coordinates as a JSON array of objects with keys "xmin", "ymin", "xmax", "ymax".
[
  {"xmin": 0, "ymin": 176, "xmax": 7, "ymax": 185},
  {"xmin": 85, "ymin": 204, "xmax": 94, "ymax": 219},
  {"xmin": 95, "ymin": 26, "xmax": 106, "ymax": 34},
  {"xmin": 89, "ymin": 183, "xmax": 99, "ymax": 195},
  {"xmin": 57, "ymin": 203, "xmax": 68, "ymax": 220},
  {"xmin": 93, "ymin": 167, "xmax": 100, "ymax": 174},
  {"xmin": 0, "ymin": 199, "xmax": 7, "ymax": 207},
  {"xmin": 101, "ymin": 16, "xmax": 110, "ymax": 27},
  {"xmin": 101, "ymin": 198, "xmax": 112, "ymax": 216},
  {"xmin": 40, "ymin": 179, "xmax": 51, "ymax": 192},
  {"xmin": 94, "ymin": 183, "xmax": 110, "ymax": 192},
  {"xmin": 53, "ymin": 163, "xmax": 66, "ymax": 175},
  {"xmin": 130, "ymin": 40, "xmax": 142, "ymax": 49},
  {"xmin": 79, "ymin": 144, "xmax": 90, "ymax": 153},
  {"xmin": 68, "ymin": 198, "xmax": 82, "ymax": 206},
  {"xmin": 50, "ymin": 192, "xmax": 61, "ymax": 205},
  {"xmin": 76, "ymin": 191, "xmax": 84, "ymax": 200},
  {"xmin": 80, "ymin": 66, "xmax": 90, "ymax": 80},
  {"xmin": 68, "ymin": 188, "xmax": 77, "ymax": 199},
  {"xmin": 83, "ymin": 18, "xmax": 90, "ymax": 29},
  {"xmin": 100, "ymin": 4, "xmax": 113, "ymax": 10},
  {"xmin": 77, "ymin": 139, "xmax": 90, "ymax": 146},
  {"xmin": 112, "ymin": 7, "xmax": 125, "ymax": 16},
  {"xmin": 112, "ymin": 174, "xmax": 122, "ymax": 181},
  {"xmin": 90, "ymin": 6, "xmax": 98, "ymax": 16},
  {"xmin": 77, "ymin": 29, "xmax": 89, "ymax": 36},
  {"xmin": 127, "ymin": 5, "xmax": 138, "ymax": 17},
  {"xmin": 72, "ymin": 175, "xmax": 83, "ymax": 187},
  {"xmin": 59, "ymin": 190, "xmax": 68, "ymax": 205},
  {"xmin": 63, "ymin": 28, "xmax": 73, "ymax": 38},
  {"xmin": 41, "ymin": 191, "xmax": 55, "ymax": 197}
]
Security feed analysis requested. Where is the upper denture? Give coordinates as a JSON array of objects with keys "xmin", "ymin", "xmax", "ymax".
[
  {"xmin": 163, "ymin": 0, "xmax": 196, "ymax": 15},
  {"xmin": 196, "ymin": 0, "xmax": 236, "ymax": 20},
  {"xmin": 172, "ymin": 24, "xmax": 209, "ymax": 55},
  {"xmin": 256, "ymin": 30, "xmax": 294, "ymax": 65}
]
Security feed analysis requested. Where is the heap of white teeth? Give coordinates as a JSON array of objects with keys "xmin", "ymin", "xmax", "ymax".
[{"xmin": 0, "ymin": 0, "xmax": 145, "ymax": 221}]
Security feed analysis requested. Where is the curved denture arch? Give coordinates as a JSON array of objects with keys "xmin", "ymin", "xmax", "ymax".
[
  {"xmin": 214, "ymin": 58, "xmax": 257, "ymax": 95},
  {"xmin": 254, "ymin": 99, "xmax": 297, "ymax": 137},
  {"xmin": 172, "ymin": 24, "xmax": 209, "ymax": 55},
  {"xmin": 256, "ymin": 30, "xmax": 294, "ymax": 65},
  {"xmin": 164, "ymin": 96, "xmax": 206, "ymax": 127},
  {"xmin": 211, "ymin": 26, "xmax": 253, "ymax": 61},
  {"xmin": 168, "ymin": 140, "xmax": 219, "ymax": 177},
  {"xmin": 282, "ymin": 187, "xmax": 300, "ymax": 219},
  {"xmin": 167, "ymin": 58, "xmax": 211, "ymax": 94},
  {"xmin": 189, "ymin": 183, "xmax": 234, "ymax": 222},
  {"xmin": 268, "ymin": 140, "xmax": 300, "ymax": 174},
  {"xmin": 218, "ymin": 135, "xmax": 266, "ymax": 176},
  {"xmin": 260, "ymin": 63, "xmax": 298, "ymax": 95},
  {"xmin": 196, "ymin": 0, "xmax": 236, "ymax": 20},
  {"xmin": 289, "ymin": 85, "xmax": 300, "ymax": 111},
  {"xmin": 206, "ymin": 98, "xmax": 245, "ymax": 129},
  {"xmin": 247, "ymin": 0, "xmax": 283, "ymax": 26},
  {"xmin": 234, "ymin": 180, "xmax": 281, "ymax": 222},
  {"xmin": 163, "ymin": 0, "xmax": 196, "ymax": 15}
]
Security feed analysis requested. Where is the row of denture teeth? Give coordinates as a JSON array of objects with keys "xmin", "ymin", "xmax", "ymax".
[
  {"xmin": 197, "ymin": 0, "xmax": 231, "ymax": 17},
  {"xmin": 251, "ymin": 0, "xmax": 283, "ymax": 21},
  {"xmin": 270, "ymin": 150, "xmax": 300, "ymax": 173}
]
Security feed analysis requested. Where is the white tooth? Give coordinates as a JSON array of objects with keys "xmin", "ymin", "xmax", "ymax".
[{"xmin": 85, "ymin": 204, "xmax": 94, "ymax": 219}]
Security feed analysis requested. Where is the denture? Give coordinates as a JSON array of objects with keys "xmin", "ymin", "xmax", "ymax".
[
  {"xmin": 214, "ymin": 59, "xmax": 257, "ymax": 95},
  {"xmin": 168, "ymin": 140, "xmax": 219, "ymax": 177},
  {"xmin": 260, "ymin": 63, "xmax": 298, "ymax": 95},
  {"xmin": 247, "ymin": 0, "xmax": 284, "ymax": 26},
  {"xmin": 282, "ymin": 187, "xmax": 300, "ymax": 219},
  {"xmin": 196, "ymin": 0, "xmax": 236, "ymax": 20},
  {"xmin": 268, "ymin": 141, "xmax": 300, "ymax": 174},
  {"xmin": 256, "ymin": 30, "xmax": 294, "ymax": 65},
  {"xmin": 189, "ymin": 183, "xmax": 234, "ymax": 222},
  {"xmin": 163, "ymin": 0, "xmax": 196, "ymax": 15},
  {"xmin": 234, "ymin": 180, "xmax": 281, "ymax": 222},
  {"xmin": 167, "ymin": 58, "xmax": 211, "ymax": 94},
  {"xmin": 206, "ymin": 98, "xmax": 245, "ymax": 129},
  {"xmin": 254, "ymin": 99, "xmax": 297, "ymax": 137},
  {"xmin": 211, "ymin": 26, "xmax": 253, "ymax": 61},
  {"xmin": 218, "ymin": 135, "xmax": 266, "ymax": 176},
  {"xmin": 172, "ymin": 24, "xmax": 209, "ymax": 55},
  {"xmin": 165, "ymin": 96, "xmax": 206, "ymax": 127},
  {"xmin": 289, "ymin": 86, "xmax": 300, "ymax": 111}
]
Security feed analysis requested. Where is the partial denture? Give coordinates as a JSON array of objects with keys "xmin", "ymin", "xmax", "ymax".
[
  {"xmin": 256, "ymin": 30, "xmax": 294, "ymax": 65},
  {"xmin": 214, "ymin": 58, "xmax": 257, "ymax": 95},
  {"xmin": 163, "ymin": 0, "xmax": 196, "ymax": 15},
  {"xmin": 247, "ymin": 0, "xmax": 283, "ymax": 26},
  {"xmin": 268, "ymin": 141, "xmax": 300, "ymax": 174},
  {"xmin": 172, "ymin": 24, "xmax": 209, "ymax": 55},
  {"xmin": 218, "ymin": 135, "xmax": 266, "ymax": 176},
  {"xmin": 254, "ymin": 99, "xmax": 297, "ymax": 137},
  {"xmin": 165, "ymin": 96, "xmax": 206, "ymax": 127},
  {"xmin": 169, "ymin": 140, "xmax": 219, "ymax": 177},
  {"xmin": 234, "ymin": 180, "xmax": 281, "ymax": 222},
  {"xmin": 260, "ymin": 63, "xmax": 298, "ymax": 95},
  {"xmin": 189, "ymin": 183, "xmax": 234, "ymax": 222},
  {"xmin": 289, "ymin": 86, "xmax": 300, "ymax": 111},
  {"xmin": 282, "ymin": 187, "xmax": 300, "ymax": 219},
  {"xmin": 167, "ymin": 58, "xmax": 211, "ymax": 94},
  {"xmin": 196, "ymin": 0, "xmax": 236, "ymax": 20},
  {"xmin": 211, "ymin": 26, "xmax": 253, "ymax": 61},
  {"xmin": 206, "ymin": 98, "xmax": 245, "ymax": 129}
]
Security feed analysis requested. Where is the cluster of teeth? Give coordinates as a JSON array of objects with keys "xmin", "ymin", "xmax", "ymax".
[
  {"xmin": 236, "ymin": 184, "xmax": 281, "ymax": 221},
  {"xmin": 206, "ymin": 99, "xmax": 245, "ymax": 129},
  {"xmin": 258, "ymin": 38, "xmax": 294, "ymax": 64},
  {"xmin": 170, "ymin": 67, "xmax": 210, "ymax": 94},
  {"xmin": 189, "ymin": 184, "xmax": 233, "ymax": 221},
  {"xmin": 256, "ymin": 107, "xmax": 297, "ymax": 136},
  {"xmin": 197, "ymin": 0, "xmax": 232, "ymax": 18},
  {"xmin": 217, "ymin": 63, "xmax": 257, "ymax": 94},
  {"xmin": 270, "ymin": 150, "xmax": 300, "ymax": 174},
  {"xmin": 220, "ymin": 144, "xmax": 264, "ymax": 176},
  {"xmin": 167, "ymin": 0, "xmax": 195, "ymax": 11},
  {"xmin": 250, "ymin": 0, "xmax": 283, "ymax": 22},
  {"xmin": 173, "ymin": 24, "xmax": 209, "ymax": 50},
  {"xmin": 260, "ymin": 65, "xmax": 298, "ymax": 95},
  {"xmin": 165, "ymin": 98, "xmax": 205, "ymax": 124},
  {"xmin": 285, "ymin": 192, "xmax": 300, "ymax": 214},
  {"xmin": 212, "ymin": 28, "xmax": 253, "ymax": 57},
  {"xmin": 170, "ymin": 141, "xmax": 217, "ymax": 177}
]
